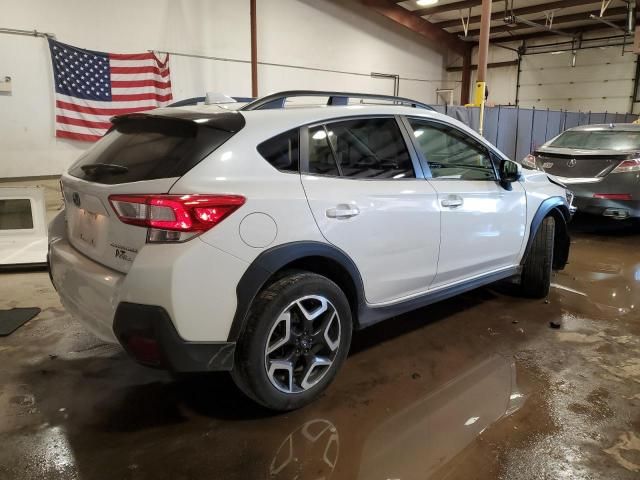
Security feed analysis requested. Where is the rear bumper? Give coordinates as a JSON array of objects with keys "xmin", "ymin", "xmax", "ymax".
[
  {"xmin": 49, "ymin": 235, "xmax": 123, "ymax": 343},
  {"xmin": 48, "ymin": 209, "xmax": 249, "ymax": 371},
  {"xmin": 114, "ymin": 303, "xmax": 235, "ymax": 371},
  {"xmin": 560, "ymin": 175, "xmax": 640, "ymax": 219},
  {"xmin": 49, "ymin": 239, "xmax": 237, "ymax": 371},
  {"xmin": 573, "ymin": 197, "xmax": 640, "ymax": 218}
]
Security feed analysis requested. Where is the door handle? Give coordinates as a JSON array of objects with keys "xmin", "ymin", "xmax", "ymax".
[
  {"xmin": 326, "ymin": 204, "xmax": 360, "ymax": 219},
  {"xmin": 441, "ymin": 196, "xmax": 463, "ymax": 208}
]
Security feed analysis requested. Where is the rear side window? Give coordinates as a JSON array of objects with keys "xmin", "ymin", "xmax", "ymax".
[
  {"xmin": 68, "ymin": 116, "xmax": 239, "ymax": 184},
  {"xmin": 308, "ymin": 118, "xmax": 414, "ymax": 179},
  {"xmin": 309, "ymin": 126, "xmax": 340, "ymax": 176},
  {"xmin": 257, "ymin": 129, "xmax": 299, "ymax": 172},
  {"xmin": 0, "ymin": 199, "xmax": 33, "ymax": 230}
]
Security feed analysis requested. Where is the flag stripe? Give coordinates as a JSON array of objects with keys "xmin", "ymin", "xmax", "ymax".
[
  {"xmin": 111, "ymin": 79, "xmax": 172, "ymax": 89},
  {"xmin": 56, "ymin": 130, "xmax": 104, "ymax": 142},
  {"xmin": 109, "ymin": 52, "xmax": 156, "ymax": 61},
  {"xmin": 56, "ymin": 93, "xmax": 161, "ymax": 109},
  {"xmin": 55, "ymin": 108, "xmax": 112, "ymax": 123},
  {"xmin": 111, "ymin": 86, "xmax": 172, "ymax": 95},
  {"xmin": 111, "ymin": 72, "xmax": 170, "ymax": 82},
  {"xmin": 109, "ymin": 52, "xmax": 169, "ymax": 67},
  {"xmin": 110, "ymin": 58, "xmax": 169, "ymax": 68},
  {"xmin": 110, "ymin": 66, "xmax": 170, "ymax": 77},
  {"xmin": 56, "ymin": 122, "xmax": 108, "ymax": 137},
  {"xmin": 111, "ymin": 93, "xmax": 173, "ymax": 102},
  {"xmin": 56, "ymin": 100, "xmax": 156, "ymax": 116},
  {"xmin": 56, "ymin": 115, "xmax": 113, "ymax": 129}
]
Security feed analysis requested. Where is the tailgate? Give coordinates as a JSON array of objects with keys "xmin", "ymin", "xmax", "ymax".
[
  {"xmin": 61, "ymin": 175, "xmax": 177, "ymax": 273},
  {"xmin": 59, "ymin": 110, "xmax": 244, "ymax": 273}
]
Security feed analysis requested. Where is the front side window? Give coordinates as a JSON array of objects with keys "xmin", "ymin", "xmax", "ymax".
[
  {"xmin": 408, "ymin": 119, "xmax": 496, "ymax": 181},
  {"xmin": 307, "ymin": 118, "xmax": 415, "ymax": 179}
]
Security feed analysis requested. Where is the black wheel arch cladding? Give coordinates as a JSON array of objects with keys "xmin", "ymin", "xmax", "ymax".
[
  {"xmin": 228, "ymin": 241, "xmax": 366, "ymax": 342},
  {"xmin": 522, "ymin": 196, "xmax": 571, "ymax": 270}
]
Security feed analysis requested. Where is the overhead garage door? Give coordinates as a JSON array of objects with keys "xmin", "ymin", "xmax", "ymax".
[{"xmin": 518, "ymin": 45, "xmax": 636, "ymax": 114}]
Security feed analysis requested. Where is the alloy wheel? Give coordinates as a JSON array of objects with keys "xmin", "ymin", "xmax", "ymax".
[{"xmin": 264, "ymin": 295, "xmax": 341, "ymax": 394}]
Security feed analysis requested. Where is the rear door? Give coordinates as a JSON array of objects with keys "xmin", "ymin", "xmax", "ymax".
[
  {"xmin": 61, "ymin": 113, "xmax": 238, "ymax": 273},
  {"xmin": 405, "ymin": 117, "xmax": 526, "ymax": 288},
  {"xmin": 300, "ymin": 116, "xmax": 441, "ymax": 304}
]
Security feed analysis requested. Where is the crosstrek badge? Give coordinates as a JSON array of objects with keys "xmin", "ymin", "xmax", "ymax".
[{"xmin": 110, "ymin": 243, "xmax": 137, "ymax": 262}]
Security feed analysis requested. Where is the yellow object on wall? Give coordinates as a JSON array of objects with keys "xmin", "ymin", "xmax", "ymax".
[{"xmin": 464, "ymin": 81, "xmax": 486, "ymax": 107}]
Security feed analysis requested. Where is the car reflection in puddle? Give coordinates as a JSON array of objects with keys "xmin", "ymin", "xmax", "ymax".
[
  {"xmin": 268, "ymin": 354, "xmax": 524, "ymax": 480},
  {"xmin": 552, "ymin": 215, "xmax": 640, "ymax": 318},
  {"xmin": 552, "ymin": 251, "xmax": 640, "ymax": 318}
]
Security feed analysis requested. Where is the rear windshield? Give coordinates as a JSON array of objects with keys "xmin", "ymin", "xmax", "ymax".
[
  {"xmin": 68, "ymin": 116, "xmax": 239, "ymax": 184},
  {"xmin": 549, "ymin": 130, "xmax": 640, "ymax": 151}
]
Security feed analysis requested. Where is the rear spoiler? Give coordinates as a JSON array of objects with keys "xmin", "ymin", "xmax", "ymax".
[{"xmin": 110, "ymin": 109, "xmax": 246, "ymax": 133}]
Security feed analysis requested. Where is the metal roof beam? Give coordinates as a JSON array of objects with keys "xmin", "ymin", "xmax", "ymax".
[
  {"xmin": 436, "ymin": 0, "xmax": 602, "ymax": 29},
  {"xmin": 413, "ymin": 0, "xmax": 502, "ymax": 17},
  {"xmin": 491, "ymin": 21, "xmax": 625, "ymax": 42},
  {"xmin": 363, "ymin": 0, "xmax": 469, "ymax": 55},
  {"xmin": 464, "ymin": 6, "xmax": 628, "ymax": 37}
]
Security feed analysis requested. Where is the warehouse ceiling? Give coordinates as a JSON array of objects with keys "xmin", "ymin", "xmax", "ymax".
[{"xmin": 394, "ymin": 0, "xmax": 631, "ymax": 42}]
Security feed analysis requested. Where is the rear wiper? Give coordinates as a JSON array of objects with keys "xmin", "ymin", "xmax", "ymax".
[{"xmin": 80, "ymin": 163, "xmax": 129, "ymax": 175}]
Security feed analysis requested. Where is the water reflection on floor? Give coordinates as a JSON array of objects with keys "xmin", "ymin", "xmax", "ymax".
[{"xmin": 1, "ymin": 213, "xmax": 639, "ymax": 480}]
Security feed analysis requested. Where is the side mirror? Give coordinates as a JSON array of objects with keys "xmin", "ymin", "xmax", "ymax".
[{"xmin": 499, "ymin": 159, "xmax": 522, "ymax": 189}]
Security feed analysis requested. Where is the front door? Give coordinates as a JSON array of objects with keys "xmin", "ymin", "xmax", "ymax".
[
  {"xmin": 405, "ymin": 118, "xmax": 526, "ymax": 288},
  {"xmin": 300, "ymin": 116, "xmax": 441, "ymax": 304}
]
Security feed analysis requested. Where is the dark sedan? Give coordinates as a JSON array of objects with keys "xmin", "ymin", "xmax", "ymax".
[{"xmin": 522, "ymin": 124, "xmax": 640, "ymax": 220}]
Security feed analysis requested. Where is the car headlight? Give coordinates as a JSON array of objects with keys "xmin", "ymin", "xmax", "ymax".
[
  {"xmin": 521, "ymin": 154, "xmax": 538, "ymax": 170},
  {"xmin": 566, "ymin": 190, "xmax": 574, "ymax": 204}
]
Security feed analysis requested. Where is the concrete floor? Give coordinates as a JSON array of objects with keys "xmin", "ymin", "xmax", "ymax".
[{"xmin": 0, "ymin": 215, "xmax": 639, "ymax": 480}]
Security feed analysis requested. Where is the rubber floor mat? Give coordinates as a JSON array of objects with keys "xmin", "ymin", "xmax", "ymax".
[{"xmin": 0, "ymin": 307, "xmax": 41, "ymax": 336}]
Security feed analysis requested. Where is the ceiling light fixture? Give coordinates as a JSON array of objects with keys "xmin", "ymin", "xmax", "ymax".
[{"xmin": 416, "ymin": 0, "xmax": 439, "ymax": 6}]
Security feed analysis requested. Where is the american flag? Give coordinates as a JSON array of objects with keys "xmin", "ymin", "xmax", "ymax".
[{"xmin": 48, "ymin": 39, "xmax": 172, "ymax": 142}]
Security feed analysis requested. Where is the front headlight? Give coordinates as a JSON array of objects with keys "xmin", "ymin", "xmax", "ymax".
[
  {"xmin": 566, "ymin": 189, "xmax": 574, "ymax": 206},
  {"xmin": 521, "ymin": 154, "xmax": 538, "ymax": 170}
]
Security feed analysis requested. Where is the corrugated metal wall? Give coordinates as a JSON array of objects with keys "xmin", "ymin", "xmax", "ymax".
[{"xmin": 431, "ymin": 105, "xmax": 638, "ymax": 161}]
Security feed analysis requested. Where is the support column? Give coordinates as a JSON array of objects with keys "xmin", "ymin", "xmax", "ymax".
[
  {"xmin": 476, "ymin": 0, "xmax": 492, "ymax": 134},
  {"xmin": 250, "ymin": 0, "xmax": 258, "ymax": 98},
  {"xmin": 461, "ymin": 47, "xmax": 472, "ymax": 105},
  {"xmin": 476, "ymin": 0, "xmax": 492, "ymax": 88}
]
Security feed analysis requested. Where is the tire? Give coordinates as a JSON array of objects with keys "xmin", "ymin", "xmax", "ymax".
[
  {"xmin": 521, "ymin": 216, "xmax": 555, "ymax": 298},
  {"xmin": 231, "ymin": 271, "xmax": 353, "ymax": 411}
]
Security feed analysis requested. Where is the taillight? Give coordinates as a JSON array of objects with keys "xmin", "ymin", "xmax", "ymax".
[
  {"xmin": 612, "ymin": 159, "xmax": 640, "ymax": 173},
  {"xmin": 109, "ymin": 194, "xmax": 245, "ymax": 243},
  {"xmin": 593, "ymin": 193, "xmax": 633, "ymax": 201}
]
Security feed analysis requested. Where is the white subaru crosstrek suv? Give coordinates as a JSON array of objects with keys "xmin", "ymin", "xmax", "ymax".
[{"xmin": 49, "ymin": 90, "xmax": 573, "ymax": 410}]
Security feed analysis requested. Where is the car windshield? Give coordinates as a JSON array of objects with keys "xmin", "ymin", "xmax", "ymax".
[{"xmin": 548, "ymin": 130, "xmax": 640, "ymax": 151}]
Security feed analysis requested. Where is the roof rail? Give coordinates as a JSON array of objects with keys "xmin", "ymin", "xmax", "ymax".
[{"xmin": 239, "ymin": 90, "xmax": 434, "ymax": 111}]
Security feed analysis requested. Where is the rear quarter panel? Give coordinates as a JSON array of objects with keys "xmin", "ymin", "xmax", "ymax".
[{"xmin": 169, "ymin": 120, "xmax": 326, "ymax": 264}]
